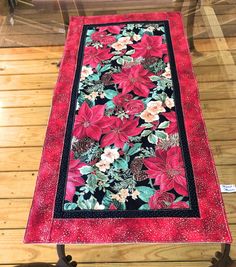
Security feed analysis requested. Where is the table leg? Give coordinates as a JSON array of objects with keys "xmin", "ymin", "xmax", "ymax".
[
  {"xmin": 56, "ymin": 245, "xmax": 77, "ymax": 267},
  {"xmin": 210, "ymin": 244, "xmax": 234, "ymax": 267}
]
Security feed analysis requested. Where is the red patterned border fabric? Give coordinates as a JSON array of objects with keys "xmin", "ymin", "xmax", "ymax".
[{"xmin": 24, "ymin": 12, "xmax": 232, "ymax": 244}]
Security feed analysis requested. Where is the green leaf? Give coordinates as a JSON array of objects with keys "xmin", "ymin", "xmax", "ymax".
[
  {"xmin": 79, "ymin": 166, "xmax": 94, "ymax": 175},
  {"xmin": 104, "ymin": 89, "xmax": 118, "ymax": 99},
  {"xmin": 123, "ymin": 142, "xmax": 129, "ymax": 153},
  {"xmin": 87, "ymin": 29, "xmax": 95, "ymax": 36},
  {"xmin": 150, "ymin": 75, "xmax": 160, "ymax": 81},
  {"xmin": 148, "ymin": 133, "xmax": 158, "ymax": 144},
  {"xmin": 102, "ymin": 190, "xmax": 112, "ymax": 208},
  {"xmin": 136, "ymin": 186, "xmax": 155, "ymax": 202},
  {"xmin": 126, "ymin": 49, "xmax": 135, "ymax": 55},
  {"xmin": 127, "ymin": 143, "xmax": 142, "ymax": 156},
  {"xmin": 106, "ymin": 100, "xmax": 115, "ymax": 109},
  {"xmin": 142, "ymin": 123, "xmax": 153, "ymax": 128},
  {"xmin": 96, "ymin": 171, "xmax": 108, "ymax": 182},
  {"xmin": 158, "ymin": 121, "xmax": 170, "ymax": 129},
  {"xmin": 123, "ymin": 56, "xmax": 133, "ymax": 62},
  {"xmin": 141, "ymin": 130, "xmax": 152, "ymax": 137},
  {"xmin": 100, "ymin": 64, "xmax": 111, "ymax": 72},
  {"xmin": 155, "ymin": 130, "xmax": 168, "ymax": 140},
  {"xmin": 86, "ymin": 174, "xmax": 97, "ymax": 192},
  {"xmin": 174, "ymin": 196, "xmax": 184, "ymax": 203},
  {"xmin": 64, "ymin": 202, "xmax": 77, "ymax": 210},
  {"xmin": 139, "ymin": 204, "xmax": 149, "ymax": 210},
  {"xmin": 117, "ymin": 58, "xmax": 125, "ymax": 65},
  {"xmin": 113, "ymin": 158, "xmax": 128, "ymax": 170}
]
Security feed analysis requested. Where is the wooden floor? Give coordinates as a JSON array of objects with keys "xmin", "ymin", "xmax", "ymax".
[{"xmin": 0, "ymin": 0, "xmax": 236, "ymax": 266}]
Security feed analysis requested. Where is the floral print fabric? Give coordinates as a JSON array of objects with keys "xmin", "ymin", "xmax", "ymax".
[{"xmin": 64, "ymin": 22, "xmax": 189, "ymax": 211}]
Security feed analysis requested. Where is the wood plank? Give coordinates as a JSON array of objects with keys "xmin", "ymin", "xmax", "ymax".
[
  {"xmin": 210, "ymin": 140, "xmax": 236, "ymax": 165},
  {"xmin": 195, "ymin": 37, "xmax": 236, "ymax": 51},
  {"xmin": 1, "ymin": 141, "xmax": 236, "ymax": 172},
  {"xmin": 192, "ymin": 50, "xmax": 236, "ymax": 66},
  {"xmin": 201, "ymin": 99, "xmax": 236, "ymax": 119},
  {"xmin": 205, "ymin": 118, "xmax": 236, "ymax": 141},
  {"xmin": 0, "ymin": 90, "xmax": 53, "ymax": 107},
  {"xmin": 0, "ymin": 46, "xmax": 63, "ymax": 61},
  {"xmin": 0, "ymin": 59, "xmax": 59, "ymax": 75},
  {"xmin": 0, "ymin": 227, "xmax": 235, "ymax": 264},
  {"xmin": 0, "ymin": 263, "xmax": 221, "ymax": 267},
  {"xmin": 0, "ymin": 164, "xmax": 235, "ymax": 199},
  {"xmin": 0, "ymin": 193, "xmax": 234, "ymax": 229},
  {"xmin": 0, "ymin": 126, "xmax": 46, "ymax": 147},
  {"xmin": 199, "ymin": 81, "xmax": 236, "ymax": 100},
  {"xmin": 0, "ymin": 107, "xmax": 50, "ymax": 126},
  {"xmin": 0, "ymin": 73, "xmax": 57, "ymax": 90},
  {"xmin": 0, "ymin": 172, "xmax": 36, "ymax": 198}
]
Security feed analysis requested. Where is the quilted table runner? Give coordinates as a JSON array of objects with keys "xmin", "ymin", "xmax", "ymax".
[{"xmin": 25, "ymin": 12, "xmax": 232, "ymax": 244}]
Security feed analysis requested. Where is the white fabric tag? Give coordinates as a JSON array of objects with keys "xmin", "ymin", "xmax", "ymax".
[{"xmin": 220, "ymin": 184, "xmax": 236, "ymax": 193}]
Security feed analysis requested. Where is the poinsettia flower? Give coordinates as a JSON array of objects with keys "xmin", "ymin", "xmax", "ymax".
[
  {"xmin": 98, "ymin": 25, "xmax": 124, "ymax": 34},
  {"xmin": 143, "ymin": 146, "xmax": 188, "ymax": 196},
  {"xmin": 91, "ymin": 31, "xmax": 116, "ymax": 45},
  {"xmin": 112, "ymin": 65, "xmax": 155, "ymax": 97},
  {"xmin": 162, "ymin": 111, "xmax": 178, "ymax": 134},
  {"xmin": 131, "ymin": 34, "xmax": 167, "ymax": 58},
  {"xmin": 65, "ymin": 154, "xmax": 86, "ymax": 202},
  {"xmin": 101, "ymin": 117, "xmax": 144, "ymax": 148},
  {"xmin": 73, "ymin": 102, "xmax": 108, "ymax": 141},
  {"xmin": 83, "ymin": 47, "xmax": 112, "ymax": 68}
]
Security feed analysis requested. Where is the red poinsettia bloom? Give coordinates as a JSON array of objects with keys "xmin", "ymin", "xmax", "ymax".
[
  {"xmin": 131, "ymin": 34, "xmax": 167, "ymax": 58},
  {"xmin": 65, "ymin": 154, "xmax": 86, "ymax": 202},
  {"xmin": 149, "ymin": 190, "xmax": 189, "ymax": 209},
  {"xmin": 112, "ymin": 65, "xmax": 155, "ymax": 97},
  {"xmin": 73, "ymin": 102, "xmax": 108, "ymax": 141},
  {"xmin": 101, "ymin": 117, "xmax": 144, "ymax": 148},
  {"xmin": 162, "ymin": 111, "xmax": 178, "ymax": 134},
  {"xmin": 113, "ymin": 93, "xmax": 133, "ymax": 106},
  {"xmin": 91, "ymin": 31, "xmax": 116, "ymax": 45},
  {"xmin": 98, "ymin": 25, "xmax": 124, "ymax": 34},
  {"xmin": 143, "ymin": 146, "xmax": 188, "ymax": 196},
  {"xmin": 83, "ymin": 47, "xmax": 112, "ymax": 68}
]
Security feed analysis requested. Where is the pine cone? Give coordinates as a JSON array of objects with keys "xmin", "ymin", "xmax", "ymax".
[
  {"xmin": 130, "ymin": 158, "xmax": 143, "ymax": 173},
  {"xmin": 72, "ymin": 137, "xmax": 95, "ymax": 155},
  {"xmin": 134, "ymin": 170, "xmax": 149, "ymax": 181}
]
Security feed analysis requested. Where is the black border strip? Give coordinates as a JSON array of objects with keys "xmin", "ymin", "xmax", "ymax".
[{"xmin": 54, "ymin": 20, "xmax": 200, "ymax": 218}]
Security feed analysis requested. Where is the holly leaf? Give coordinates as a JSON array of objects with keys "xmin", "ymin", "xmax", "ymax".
[
  {"xmin": 148, "ymin": 133, "xmax": 158, "ymax": 144},
  {"xmin": 113, "ymin": 158, "xmax": 128, "ymax": 170},
  {"xmin": 158, "ymin": 121, "xmax": 170, "ymax": 129},
  {"xmin": 79, "ymin": 166, "xmax": 93, "ymax": 175},
  {"xmin": 136, "ymin": 186, "xmax": 155, "ymax": 202},
  {"xmin": 104, "ymin": 89, "xmax": 118, "ymax": 99},
  {"xmin": 127, "ymin": 143, "xmax": 142, "ymax": 156}
]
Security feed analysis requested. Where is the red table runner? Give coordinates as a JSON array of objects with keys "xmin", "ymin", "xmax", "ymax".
[{"xmin": 24, "ymin": 12, "xmax": 232, "ymax": 244}]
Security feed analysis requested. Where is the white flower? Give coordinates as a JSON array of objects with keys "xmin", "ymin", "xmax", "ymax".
[
  {"xmin": 111, "ymin": 42, "xmax": 127, "ymax": 51},
  {"xmin": 118, "ymin": 36, "xmax": 133, "ymax": 45},
  {"xmin": 80, "ymin": 66, "xmax": 93, "ymax": 80},
  {"xmin": 146, "ymin": 26, "xmax": 155, "ymax": 32},
  {"xmin": 162, "ymin": 64, "xmax": 172, "ymax": 79},
  {"xmin": 133, "ymin": 34, "xmax": 141, "ymax": 42},
  {"xmin": 146, "ymin": 101, "xmax": 165, "ymax": 115},
  {"xmin": 165, "ymin": 97, "xmax": 175, "ymax": 109},
  {"xmin": 140, "ymin": 109, "xmax": 159, "ymax": 122},
  {"xmin": 131, "ymin": 190, "xmax": 140, "ymax": 200},
  {"xmin": 101, "ymin": 147, "xmax": 120, "ymax": 163},
  {"xmin": 96, "ymin": 160, "xmax": 110, "ymax": 172},
  {"xmin": 94, "ymin": 202, "xmax": 105, "ymax": 210}
]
